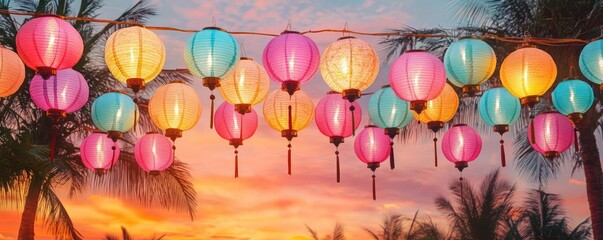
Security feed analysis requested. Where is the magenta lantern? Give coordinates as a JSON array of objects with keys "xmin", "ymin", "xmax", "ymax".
[
  {"xmin": 214, "ymin": 102, "xmax": 259, "ymax": 178},
  {"xmin": 354, "ymin": 125, "xmax": 390, "ymax": 200},
  {"xmin": 262, "ymin": 30, "xmax": 320, "ymax": 96},
  {"xmin": 29, "ymin": 68, "xmax": 89, "ymax": 118},
  {"xmin": 134, "ymin": 133, "xmax": 174, "ymax": 175},
  {"xmin": 315, "ymin": 91, "xmax": 362, "ymax": 182},
  {"xmin": 527, "ymin": 112, "xmax": 574, "ymax": 160},
  {"xmin": 80, "ymin": 132, "xmax": 120, "ymax": 175},
  {"xmin": 441, "ymin": 124, "xmax": 482, "ymax": 172},
  {"xmin": 16, "ymin": 16, "xmax": 83, "ymax": 79},
  {"xmin": 389, "ymin": 50, "xmax": 446, "ymax": 114}
]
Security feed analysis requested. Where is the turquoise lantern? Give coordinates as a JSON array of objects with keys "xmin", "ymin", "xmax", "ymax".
[
  {"xmin": 91, "ymin": 92, "xmax": 139, "ymax": 142},
  {"xmin": 579, "ymin": 39, "xmax": 603, "ymax": 91},
  {"xmin": 183, "ymin": 27, "xmax": 239, "ymax": 128},
  {"xmin": 444, "ymin": 38, "xmax": 496, "ymax": 96},
  {"xmin": 478, "ymin": 87, "xmax": 520, "ymax": 167},
  {"xmin": 552, "ymin": 79, "xmax": 594, "ymax": 152},
  {"xmin": 368, "ymin": 85, "xmax": 413, "ymax": 169}
]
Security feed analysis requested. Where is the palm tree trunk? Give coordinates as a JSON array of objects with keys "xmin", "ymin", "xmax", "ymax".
[
  {"xmin": 579, "ymin": 129, "xmax": 603, "ymax": 240},
  {"xmin": 18, "ymin": 176, "xmax": 42, "ymax": 240}
]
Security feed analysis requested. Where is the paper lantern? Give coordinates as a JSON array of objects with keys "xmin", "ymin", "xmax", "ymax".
[
  {"xmin": 354, "ymin": 125, "xmax": 390, "ymax": 200},
  {"xmin": 80, "ymin": 132, "xmax": 120, "ymax": 175},
  {"xmin": 263, "ymin": 89, "xmax": 314, "ymax": 174},
  {"xmin": 314, "ymin": 91, "xmax": 362, "ymax": 182},
  {"xmin": 16, "ymin": 16, "xmax": 83, "ymax": 79},
  {"xmin": 552, "ymin": 79, "xmax": 594, "ymax": 124},
  {"xmin": 105, "ymin": 26, "xmax": 166, "ymax": 93},
  {"xmin": 148, "ymin": 80, "xmax": 202, "ymax": 141},
  {"xmin": 214, "ymin": 102, "xmax": 258, "ymax": 178},
  {"xmin": 134, "ymin": 133, "xmax": 174, "ymax": 175},
  {"xmin": 443, "ymin": 38, "xmax": 496, "ymax": 96},
  {"xmin": 368, "ymin": 85, "xmax": 413, "ymax": 169},
  {"xmin": 0, "ymin": 47, "xmax": 25, "ymax": 97},
  {"xmin": 262, "ymin": 30, "xmax": 320, "ymax": 96},
  {"xmin": 413, "ymin": 83, "xmax": 459, "ymax": 167},
  {"xmin": 528, "ymin": 112, "xmax": 574, "ymax": 159},
  {"xmin": 389, "ymin": 50, "xmax": 446, "ymax": 114},
  {"xmin": 579, "ymin": 39, "xmax": 603, "ymax": 90},
  {"xmin": 91, "ymin": 92, "xmax": 138, "ymax": 142},
  {"xmin": 441, "ymin": 124, "xmax": 482, "ymax": 172},
  {"xmin": 500, "ymin": 46, "xmax": 557, "ymax": 107},
  {"xmin": 29, "ymin": 68, "xmax": 89, "ymax": 118},
  {"xmin": 478, "ymin": 87, "xmax": 521, "ymax": 167},
  {"xmin": 219, "ymin": 57, "xmax": 270, "ymax": 114}
]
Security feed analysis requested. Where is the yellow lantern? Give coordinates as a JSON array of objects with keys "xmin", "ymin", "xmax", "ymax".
[
  {"xmin": 0, "ymin": 47, "xmax": 25, "ymax": 97},
  {"xmin": 219, "ymin": 57, "xmax": 270, "ymax": 115},
  {"xmin": 105, "ymin": 26, "xmax": 166, "ymax": 93},
  {"xmin": 148, "ymin": 80, "xmax": 202, "ymax": 141},
  {"xmin": 500, "ymin": 46, "xmax": 557, "ymax": 106}
]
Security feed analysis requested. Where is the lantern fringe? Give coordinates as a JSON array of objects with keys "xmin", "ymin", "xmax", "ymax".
[
  {"xmin": 210, "ymin": 94, "xmax": 215, "ymax": 129},
  {"xmin": 433, "ymin": 137, "xmax": 438, "ymax": 167},
  {"xmin": 350, "ymin": 105, "xmax": 356, "ymax": 136},
  {"xmin": 500, "ymin": 139, "xmax": 506, "ymax": 167},
  {"xmin": 234, "ymin": 149, "xmax": 239, "ymax": 178},
  {"xmin": 389, "ymin": 141, "xmax": 395, "ymax": 170},
  {"xmin": 574, "ymin": 128, "xmax": 580, "ymax": 153},
  {"xmin": 336, "ymin": 148, "xmax": 340, "ymax": 183},
  {"xmin": 287, "ymin": 142, "xmax": 292, "ymax": 175},
  {"xmin": 372, "ymin": 173, "xmax": 376, "ymax": 201}
]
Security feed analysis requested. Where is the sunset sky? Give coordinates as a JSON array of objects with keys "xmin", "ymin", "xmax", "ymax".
[{"xmin": 0, "ymin": 0, "xmax": 600, "ymax": 239}]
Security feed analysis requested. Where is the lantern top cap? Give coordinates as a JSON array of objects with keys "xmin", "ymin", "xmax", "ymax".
[
  {"xmin": 169, "ymin": 79, "xmax": 185, "ymax": 84},
  {"xmin": 337, "ymin": 36, "xmax": 356, "ymax": 41},
  {"xmin": 381, "ymin": 84, "xmax": 391, "ymax": 89},
  {"xmin": 33, "ymin": 14, "xmax": 63, "ymax": 19},
  {"xmin": 202, "ymin": 26, "xmax": 227, "ymax": 32},
  {"xmin": 404, "ymin": 49, "xmax": 427, "ymax": 53},
  {"xmin": 109, "ymin": 89, "xmax": 127, "ymax": 94},
  {"xmin": 516, "ymin": 43, "xmax": 537, "ymax": 49},
  {"xmin": 240, "ymin": 56, "xmax": 253, "ymax": 60},
  {"xmin": 146, "ymin": 131, "xmax": 159, "ymax": 134},
  {"xmin": 281, "ymin": 30, "xmax": 300, "ymax": 35},
  {"xmin": 458, "ymin": 36, "xmax": 478, "ymax": 40},
  {"xmin": 365, "ymin": 124, "xmax": 378, "ymax": 128},
  {"xmin": 453, "ymin": 123, "xmax": 468, "ymax": 127}
]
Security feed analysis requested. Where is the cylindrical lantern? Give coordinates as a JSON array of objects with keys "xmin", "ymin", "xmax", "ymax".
[
  {"xmin": 263, "ymin": 89, "xmax": 314, "ymax": 174},
  {"xmin": 16, "ymin": 16, "xmax": 83, "ymax": 79},
  {"xmin": 91, "ymin": 92, "xmax": 139, "ymax": 142},
  {"xmin": 134, "ymin": 133, "xmax": 174, "ymax": 175},
  {"xmin": 443, "ymin": 38, "xmax": 496, "ymax": 96},
  {"xmin": 0, "ymin": 47, "xmax": 25, "ymax": 97},
  {"xmin": 528, "ymin": 112, "xmax": 574, "ymax": 160},
  {"xmin": 80, "ymin": 132, "xmax": 120, "ymax": 175},
  {"xmin": 105, "ymin": 26, "xmax": 166, "ymax": 93},
  {"xmin": 214, "ymin": 102, "xmax": 259, "ymax": 178},
  {"xmin": 354, "ymin": 125, "xmax": 390, "ymax": 200},
  {"xmin": 315, "ymin": 91, "xmax": 362, "ymax": 182},
  {"xmin": 320, "ymin": 36, "xmax": 379, "ymax": 102},
  {"xmin": 148, "ymin": 80, "xmax": 202, "ymax": 141},
  {"xmin": 500, "ymin": 46, "xmax": 557, "ymax": 106},
  {"xmin": 29, "ymin": 68, "xmax": 89, "ymax": 119},
  {"xmin": 441, "ymin": 124, "xmax": 482, "ymax": 172},
  {"xmin": 478, "ymin": 87, "xmax": 521, "ymax": 167},
  {"xmin": 262, "ymin": 31, "xmax": 320, "ymax": 96},
  {"xmin": 368, "ymin": 85, "xmax": 413, "ymax": 169},
  {"xmin": 579, "ymin": 39, "xmax": 603, "ymax": 90},
  {"xmin": 552, "ymin": 79, "xmax": 594, "ymax": 124},
  {"xmin": 219, "ymin": 57, "xmax": 270, "ymax": 114},
  {"xmin": 389, "ymin": 50, "xmax": 446, "ymax": 114}
]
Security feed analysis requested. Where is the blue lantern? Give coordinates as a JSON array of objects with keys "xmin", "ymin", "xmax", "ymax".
[
  {"xmin": 579, "ymin": 39, "xmax": 603, "ymax": 90},
  {"xmin": 368, "ymin": 85, "xmax": 413, "ymax": 169},
  {"xmin": 91, "ymin": 92, "xmax": 138, "ymax": 142},
  {"xmin": 552, "ymin": 79, "xmax": 594, "ymax": 124},
  {"xmin": 478, "ymin": 87, "xmax": 520, "ymax": 167},
  {"xmin": 444, "ymin": 38, "xmax": 496, "ymax": 96}
]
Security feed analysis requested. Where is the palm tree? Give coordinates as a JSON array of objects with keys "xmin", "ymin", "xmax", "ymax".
[
  {"xmin": 364, "ymin": 211, "xmax": 452, "ymax": 240},
  {"xmin": 306, "ymin": 223, "xmax": 345, "ymax": 240},
  {"xmin": 0, "ymin": 0, "xmax": 197, "ymax": 239},
  {"xmin": 382, "ymin": 1, "xmax": 603, "ymax": 238},
  {"xmin": 104, "ymin": 226, "xmax": 166, "ymax": 240}
]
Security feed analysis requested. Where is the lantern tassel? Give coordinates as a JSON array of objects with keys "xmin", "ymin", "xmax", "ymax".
[
  {"xmin": 210, "ymin": 94, "xmax": 215, "ymax": 129},
  {"xmin": 433, "ymin": 137, "xmax": 438, "ymax": 167},
  {"xmin": 350, "ymin": 105, "xmax": 356, "ymax": 136},
  {"xmin": 372, "ymin": 173, "xmax": 376, "ymax": 201},
  {"xmin": 133, "ymin": 104, "xmax": 138, "ymax": 130},
  {"xmin": 336, "ymin": 148, "xmax": 340, "ymax": 183},
  {"xmin": 287, "ymin": 142, "xmax": 292, "ymax": 175},
  {"xmin": 574, "ymin": 128, "xmax": 580, "ymax": 153},
  {"xmin": 389, "ymin": 141, "xmax": 395, "ymax": 170},
  {"xmin": 288, "ymin": 105, "xmax": 293, "ymax": 130},
  {"xmin": 500, "ymin": 139, "xmax": 506, "ymax": 167},
  {"xmin": 234, "ymin": 149, "xmax": 239, "ymax": 178},
  {"xmin": 459, "ymin": 174, "xmax": 464, "ymax": 200},
  {"xmin": 109, "ymin": 146, "xmax": 117, "ymax": 170},
  {"xmin": 50, "ymin": 119, "xmax": 57, "ymax": 162},
  {"xmin": 529, "ymin": 112, "xmax": 535, "ymax": 144}
]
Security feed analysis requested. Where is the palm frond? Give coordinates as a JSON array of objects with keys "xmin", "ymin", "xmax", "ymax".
[
  {"xmin": 306, "ymin": 224, "xmax": 320, "ymax": 240},
  {"xmin": 38, "ymin": 184, "xmax": 83, "ymax": 240}
]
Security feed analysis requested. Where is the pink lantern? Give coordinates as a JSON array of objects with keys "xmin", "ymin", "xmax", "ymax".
[
  {"xmin": 527, "ymin": 112, "xmax": 574, "ymax": 159},
  {"xmin": 80, "ymin": 132, "xmax": 120, "ymax": 175},
  {"xmin": 262, "ymin": 30, "xmax": 320, "ymax": 96},
  {"xmin": 214, "ymin": 102, "xmax": 259, "ymax": 178},
  {"xmin": 354, "ymin": 125, "xmax": 390, "ymax": 200},
  {"xmin": 29, "ymin": 68, "xmax": 89, "ymax": 118},
  {"xmin": 315, "ymin": 91, "xmax": 362, "ymax": 182},
  {"xmin": 16, "ymin": 16, "xmax": 83, "ymax": 79},
  {"xmin": 441, "ymin": 124, "xmax": 482, "ymax": 172},
  {"xmin": 134, "ymin": 133, "xmax": 174, "ymax": 175},
  {"xmin": 389, "ymin": 50, "xmax": 446, "ymax": 114}
]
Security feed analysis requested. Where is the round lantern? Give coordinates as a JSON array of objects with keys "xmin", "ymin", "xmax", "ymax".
[
  {"xmin": 91, "ymin": 92, "xmax": 139, "ymax": 142},
  {"xmin": 134, "ymin": 132, "xmax": 174, "ymax": 175},
  {"xmin": 579, "ymin": 39, "xmax": 603, "ymax": 90},
  {"xmin": 315, "ymin": 91, "xmax": 362, "ymax": 182},
  {"xmin": 214, "ymin": 102, "xmax": 259, "ymax": 178},
  {"xmin": 443, "ymin": 38, "xmax": 496, "ymax": 96},
  {"xmin": 29, "ymin": 68, "xmax": 89, "ymax": 119},
  {"xmin": 263, "ymin": 89, "xmax": 314, "ymax": 175},
  {"xmin": 262, "ymin": 30, "xmax": 320, "ymax": 96},
  {"xmin": 389, "ymin": 50, "xmax": 446, "ymax": 114},
  {"xmin": 414, "ymin": 83, "xmax": 459, "ymax": 167},
  {"xmin": 105, "ymin": 26, "xmax": 166, "ymax": 93},
  {"xmin": 354, "ymin": 125, "xmax": 390, "ymax": 200},
  {"xmin": 148, "ymin": 80, "xmax": 202, "ymax": 141},
  {"xmin": 441, "ymin": 124, "xmax": 482, "ymax": 172},
  {"xmin": 478, "ymin": 87, "xmax": 521, "ymax": 167},
  {"xmin": 219, "ymin": 57, "xmax": 270, "ymax": 114},
  {"xmin": 368, "ymin": 85, "xmax": 413, "ymax": 169},
  {"xmin": 552, "ymin": 79, "xmax": 594, "ymax": 124},
  {"xmin": 80, "ymin": 132, "xmax": 120, "ymax": 175},
  {"xmin": 0, "ymin": 47, "xmax": 25, "ymax": 97},
  {"xmin": 16, "ymin": 16, "xmax": 83, "ymax": 79},
  {"xmin": 528, "ymin": 112, "xmax": 574, "ymax": 160},
  {"xmin": 500, "ymin": 46, "xmax": 557, "ymax": 107}
]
